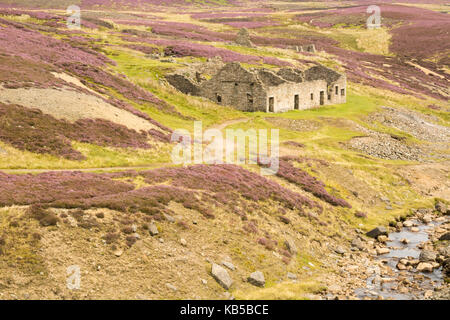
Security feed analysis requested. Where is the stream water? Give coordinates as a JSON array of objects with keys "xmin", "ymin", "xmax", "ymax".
[{"xmin": 355, "ymin": 219, "xmax": 444, "ymax": 300}]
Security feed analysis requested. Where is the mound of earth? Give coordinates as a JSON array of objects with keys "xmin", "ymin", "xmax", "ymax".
[
  {"xmin": 368, "ymin": 107, "xmax": 450, "ymax": 143},
  {"xmin": 348, "ymin": 134, "xmax": 422, "ymax": 161},
  {"xmin": 0, "ymin": 86, "xmax": 157, "ymax": 132}
]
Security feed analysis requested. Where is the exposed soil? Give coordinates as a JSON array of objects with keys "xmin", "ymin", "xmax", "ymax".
[{"xmin": 0, "ymin": 86, "xmax": 157, "ymax": 132}]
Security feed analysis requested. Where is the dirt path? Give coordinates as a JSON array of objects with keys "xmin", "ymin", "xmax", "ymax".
[
  {"xmin": 211, "ymin": 117, "xmax": 250, "ymax": 131},
  {"xmin": 0, "ymin": 163, "xmax": 173, "ymax": 174}
]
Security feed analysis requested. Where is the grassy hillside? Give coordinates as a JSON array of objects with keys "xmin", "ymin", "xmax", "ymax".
[{"xmin": 0, "ymin": 0, "xmax": 448, "ymax": 300}]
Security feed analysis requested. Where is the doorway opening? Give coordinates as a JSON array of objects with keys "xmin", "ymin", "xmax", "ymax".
[{"xmin": 268, "ymin": 97, "xmax": 274, "ymax": 112}]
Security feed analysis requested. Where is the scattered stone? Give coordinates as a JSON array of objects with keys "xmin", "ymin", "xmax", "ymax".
[
  {"xmin": 163, "ymin": 213, "xmax": 175, "ymax": 223},
  {"xmin": 180, "ymin": 238, "xmax": 187, "ymax": 246},
  {"xmin": 419, "ymin": 250, "xmax": 437, "ymax": 262},
  {"xmin": 113, "ymin": 249, "xmax": 123, "ymax": 257},
  {"xmin": 421, "ymin": 215, "xmax": 432, "ymax": 224},
  {"xmin": 351, "ymin": 238, "xmax": 365, "ymax": 250},
  {"xmin": 284, "ymin": 238, "xmax": 298, "ymax": 255},
  {"xmin": 376, "ymin": 247, "xmax": 390, "ymax": 255},
  {"xmin": 399, "ymin": 287, "xmax": 409, "ymax": 294},
  {"xmin": 424, "ymin": 290, "xmax": 433, "ymax": 299},
  {"xmin": 248, "ymin": 271, "xmax": 265, "ymax": 287},
  {"xmin": 201, "ymin": 279, "xmax": 207, "ymax": 285},
  {"xmin": 407, "ymin": 259, "xmax": 420, "ymax": 266},
  {"xmin": 443, "ymin": 258, "xmax": 450, "ymax": 276},
  {"xmin": 366, "ymin": 226, "xmax": 388, "ymax": 238},
  {"xmin": 416, "ymin": 262, "xmax": 433, "ymax": 273},
  {"xmin": 166, "ymin": 283, "xmax": 178, "ymax": 291},
  {"xmin": 222, "ymin": 261, "xmax": 236, "ymax": 271},
  {"xmin": 334, "ymin": 246, "xmax": 346, "ymax": 255},
  {"xmin": 435, "ymin": 202, "xmax": 447, "ymax": 214},
  {"xmin": 411, "ymin": 227, "xmax": 419, "ymax": 232},
  {"xmin": 211, "ymin": 263, "xmax": 233, "ymax": 290},
  {"xmin": 287, "ymin": 272, "xmax": 297, "ymax": 280},
  {"xmin": 396, "ymin": 263, "xmax": 407, "ymax": 270},
  {"xmin": 438, "ymin": 246, "xmax": 450, "ymax": 258},
  {"xmin": 403, "ymin": 220, "xmax": 413, "ymax": 228},
  {"xmin": 400, "ymin": 238, "xmax": 409, "ymax": 244},
  {"xmin": 380, "ymin": 277, "xmax": 395, "ymax": 283},
  {"xmin": 327, "ymin": 284, "xmax": 341, "ymax": 293},
  {"xmin": 148, "ymin": 222, "xmax": 159, "ymax": 236},
  {"xmin": 377, "ymin": 235, "xmax": 388, "ymax": 243},
  {"xmin": 431, "ymin": 262, "xmax": 440, "ymax": 269}
]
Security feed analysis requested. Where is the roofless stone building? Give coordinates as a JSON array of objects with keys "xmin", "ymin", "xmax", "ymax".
[{"xmin": 166, "ymin": 62, "xmax": 346, "ymax": 113}]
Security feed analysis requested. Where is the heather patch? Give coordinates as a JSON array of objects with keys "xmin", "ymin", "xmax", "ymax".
[
  {"xmin": 324, "ymin": 45, "xmax": 449, "ymax": 100},
  {"xmin": 295, "ymin": 4, "xmax": 450, "ymax": 62},
  {"xmin": 271, "ymin": 157, "xmax": 351, "ymax": 208},
  {"xmin": 0, "ymin": 103, "xmax": 154, "ymax": 160},
  {"xmin": 0, "ymin": 8, "xmax": 63, "ymax": 21},
  {"xmin": 0, "ymin": 54, "xmax": 64, "ymax": 89},
  {"xmin": 0, "ymin": 164, "xmax": 321, "ymax": 223},
  {"xmin": 135, "ymin": 164, "xmax": 321, "ymax": 215},
  {"xmin": 191, "ymin": 11, "xmax": 270, "ymax": 20},
  {"xmin": 117, "ymin": 20, "xmax": 234, "ymax": 42},
  {"xmin": 203, "ymin": 17, "xmax": 282, "ymax": 29},
  {"xmin": 122, "ymin": 35, "xmax": 290, "ymax": 66},
  {"xmin": 0, "ymin": 171, "xmax": 134, "ymax": 207},
  {"xmin": 0, "ymin": 18, "xmax": 112, "ymax": 67},
  {"xmin": 81, "ymin": 0, "xmax": 233, "ymax": 9},
  {"xmin": 0, "ymin": 19, "xmax": 180, "ymax": 121}
]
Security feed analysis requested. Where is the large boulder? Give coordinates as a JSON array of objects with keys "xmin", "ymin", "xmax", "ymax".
[
  {"xmin": 284, "ymin": 238, "xmax": 297, "ymax": 255},
  {"xmin": 419, "ymin": 250, "xmax": 437, "ymax": 262},
  {"xmin": 435, "ymin": 201, "xmax": 447, "ymax": 214},
  {"xmin": 439, "ymin": 233, "xmax": 450, "ymax": 241},
  {"xmin": 417, "ymin": 262, "xmax": 434, "ymax": 273},
  {"xmin": 248, "ymin": 271, "xmax": 265, "ymax": 287},
  {"xmin": 442, "ymin": 258, "xmax": 450, "ymax": 276},
  {"xmin": 211, "ymin": 263, "xmax": 233, "ymax": 290},
  {"xmin": 148, "ymin": 222, "xmax": 159, "ymax": 236},
  {"xmin": 366, "ymin": 226, "xmax": 388, "ymax": 238}
]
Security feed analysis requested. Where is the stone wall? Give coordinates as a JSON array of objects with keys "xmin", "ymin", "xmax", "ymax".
[
  {"xmin": 326, "ymin": 75, "xmax": 347, "ymax": 105},
  {"xmin": 265, "ymin": 79, "xmax": 327, "ymax": 112},
  {"xmin": 199, "ymin": 63, "xmax": 266, "ymax": 112},
  {"xmin": 165, "ymin": 74, "xmax": 200, "ymax": 95}
]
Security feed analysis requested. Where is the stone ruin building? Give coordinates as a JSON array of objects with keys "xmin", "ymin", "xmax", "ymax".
[{"xmin": 166, "ymin": 62, "xmax": 346, "ymax": 113}]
